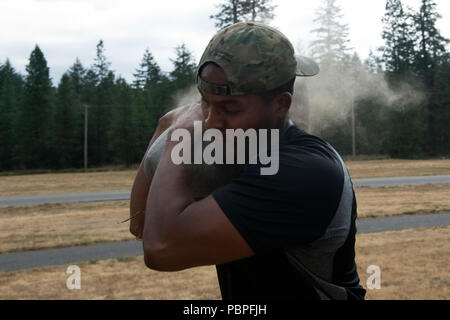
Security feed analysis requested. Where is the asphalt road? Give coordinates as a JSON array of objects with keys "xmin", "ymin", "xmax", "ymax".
[
  {"xmin": 0, "ymin": 212, "xmax": 449, "ymax": 271},
  {"xmin": 1, "ymin": 175, "xmax": 450, "ymax": 207}
]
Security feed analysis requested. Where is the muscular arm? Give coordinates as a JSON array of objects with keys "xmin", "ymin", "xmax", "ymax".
[
  {"xmin": 142, "ymin": 105, "xmax": 254, "ymax": 271},
  {"xmin": 129, "ymin": 105, "xmax": 192, "ymax": 238}
]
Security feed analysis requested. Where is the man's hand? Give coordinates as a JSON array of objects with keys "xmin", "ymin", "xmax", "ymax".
[{"xmin": 171, "ymin": 101, "xmax": 204, "ymax": 132}]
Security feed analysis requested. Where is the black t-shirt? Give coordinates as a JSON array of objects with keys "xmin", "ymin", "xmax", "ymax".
[{"xmin": 212, "ymin": 124, "xmax": 366, "ymax": 300}]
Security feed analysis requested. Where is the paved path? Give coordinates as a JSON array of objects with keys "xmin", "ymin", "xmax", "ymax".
[
  {"xmin": 0, "ymin": 212, "xmax": 449, "ymax": 272},
  {"xmin": 1, "ymin": 175, "xmax": 450, "ymax": 207},
  {"xmin": 351, "ymin": 174, "xmax": 450, "ymax": 187}
]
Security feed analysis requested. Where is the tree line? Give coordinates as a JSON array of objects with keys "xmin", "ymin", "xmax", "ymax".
[
  {"xmin": 0, "ymin": 41, "xmax": 197, "ymax": 171},
  {"xmin": 0, "ymin": 0, "xmax": 448, "ymax": 172},
  {"xmin": 310, "ymin": 0, "xmax": 450, "ymax": 158}
]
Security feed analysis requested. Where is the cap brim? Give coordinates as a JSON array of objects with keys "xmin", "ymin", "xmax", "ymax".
[{"xmin": 295, "ymin": 55, "xmax": 320, "ymax": 77}]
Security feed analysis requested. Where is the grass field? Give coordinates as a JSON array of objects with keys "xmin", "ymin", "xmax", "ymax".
[
  {"xmin": 0, "ymin": 159, "xmax": 449, "ymax": 300},
  {"xmin": 1, "ymin": 158, "xmax": 449, "ymax": 196},
  {"xmin": 1, "ymin": 183, "xmax": 449, "ymax": 254},
  {"xmin": 0, "ymin": 226, "xmax": 448, "ymax": 300}
]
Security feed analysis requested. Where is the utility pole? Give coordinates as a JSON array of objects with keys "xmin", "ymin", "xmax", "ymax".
[
  {"xmin": 84, "ymin": 104, "xmax": 89, "ymax": 171},
  {"xmin": 351, "ymin": 91, "xmax": 356, "ymax": 158}
]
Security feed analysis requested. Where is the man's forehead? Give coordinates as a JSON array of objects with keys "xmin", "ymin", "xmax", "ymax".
[
  {"xmin": 199, "ymin": 89, "xmax": 242, "ymax": 105},
  {"xmin": 200, "ymin": 63, "xmax": 228, "ymax": 85}
]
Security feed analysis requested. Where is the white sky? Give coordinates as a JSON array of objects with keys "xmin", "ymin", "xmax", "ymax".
[{"xmin": 1, "ymin": 0, "xmax": 449, "ymax": 85}]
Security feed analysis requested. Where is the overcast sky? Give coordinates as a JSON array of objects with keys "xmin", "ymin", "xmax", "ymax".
[{"xmin": 1, "ymin": 0, "xmax": 449, "ymax": 85}]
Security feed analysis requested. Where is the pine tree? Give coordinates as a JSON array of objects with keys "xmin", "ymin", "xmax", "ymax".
[
  {"xmin": 169, "ymin": 43, "xmax": 197, "ymax": 92},
  {"xmin": 412, "ymin": 0, "xmax": 448, "ymax": 88},
  {"xmin": 210, "ymin": 0, "xmax": 244, "ymax": 29},
  {"xmin": 379, "ymin": 0, "xmax": 415, "ymax": 76},
  {"xmin": 18, "ymin": 45, "xmax": 54, "ymax": 168},
  {"xmin": 210, "ymin": 0, "xmax": 276, "ymax": 29},
  {"xmin": 133, "ymin": 49, "xmax": 163, "ymax": 89},
  {"xmin": 0, "ymin": 60, "xmax": 24, "ymax": 170},
  {"xmin": 132, "ymin": 89, "xmax": 153, "ymax": 159},
  {"xmin": 364, "ymin": 50, "xmax": 383, "ymax": 74},
  {"xmin": 412, "ymin": 0, "xmax": 449, "ymax": 155},
  {"xmin": 92, "ymin": 40, "xmax": 111, "ymax": 84},
  {"xmin": 90, "ymin": 70, "xmax": 115, "ymax": 166},
  {"xmin": 85, "ymin": 40, "xmax": 116, "ymax": 166},
  {"xmin": 241, "ymin": 0, "xmax": 276, "ymax": 23},
  {"xmin": 108, "ymin": 78, "xmax": 138, "ymax": 167},
  {"xmin": 53, "ymin": 73, "xmax": 83, "ymax": 168},
  {"xmin": 309, "ymin": 0, "xmax": 352, "ymax": 68},
  {"xmin": 68, "ymin": 58, "xmax": 86, "ymax": 95}
]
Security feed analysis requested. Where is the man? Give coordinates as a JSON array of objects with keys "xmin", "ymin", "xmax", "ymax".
[{"xmin": 129, "ymin": 22, "xmax": 366, "ymax": 300}]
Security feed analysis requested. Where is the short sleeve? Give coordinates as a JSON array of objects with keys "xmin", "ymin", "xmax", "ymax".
[{"xmin": 212, "ymin": 148, "xmax": 344, "ymax": 254}]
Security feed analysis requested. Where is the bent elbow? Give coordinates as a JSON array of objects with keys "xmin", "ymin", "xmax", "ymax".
[{"xmin": 143, "ymin": 240, "xmax": 176, "ymax": 271}]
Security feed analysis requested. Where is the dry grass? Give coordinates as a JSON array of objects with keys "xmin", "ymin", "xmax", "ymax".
[
  {"xmin": 0, "ymin": 227, "xmax": 448, "ymax": 300},
  {"xmin": 1, "ymin": 159, "xmax": 449, "ymax": 197},
  {"xmin": 355, "ymin": 183, "xmax": 450, "ymax": 218},
  {"xmin": 0, "ymin": 170, "xmax": 136, "ymax": 196},
  {"xmin": 1, "ymin": 184, "xmax": 449, "ymax": 253},
  {"xmin": 346, "ymin": 158, "xmax": 450, "ymax": 179},
  {"xmin": 0, "ymin": 201, "xmax": 133, "ymax": 254},
  {"xmin": 356, "ymin": 227, "xmax": 450, "ymax": 300}
]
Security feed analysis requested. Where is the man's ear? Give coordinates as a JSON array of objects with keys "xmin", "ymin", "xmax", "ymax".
[{"xmin": 274, "ymin": 92, "xmax": 292, "ymax": 116}]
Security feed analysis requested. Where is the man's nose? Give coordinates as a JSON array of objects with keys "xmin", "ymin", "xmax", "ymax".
[{"xmin": 204, "ymin": 107, "xmax": 225, "ymax": 130}]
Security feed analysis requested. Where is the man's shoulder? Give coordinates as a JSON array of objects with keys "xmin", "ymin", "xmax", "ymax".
[{"xmin": 277, "ymin": 125, "xmax": 344, "ymax": 180}]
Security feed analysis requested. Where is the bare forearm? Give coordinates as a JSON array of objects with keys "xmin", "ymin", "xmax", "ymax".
[
  {"xmin": 129, "ymin": 118, "xmax": 172, "ymax": 236},
  {"xmin": 143, "ymin": 137, "xmax": 195, "ymax": 244}
]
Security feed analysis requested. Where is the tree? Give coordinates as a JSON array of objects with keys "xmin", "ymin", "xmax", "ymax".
[
  {"xmin": 364, "ymin": 50, "xmax": 383, "ymax": 74},
  {"xmin": 92, "ymin": 40, "xmax": 111, "ymax": 84},
  {"xmin": 412, "ymin": 0, "xmax": 449, "ymax": 155},
  {"xmin": 133, "ymin": 48, "xmax": 163, "ymax": 89},
  {"xmin": 241, "ymin": 0, "xmax": 276, "ymax": 23},
  {"xmin": 17, "ymin": 45, "xmax": 54, "ymax": 168},
  {"xmin": 0, "ymin": 60, "xmax": 24, "ymax": 170},
  {"xmin": 210, "ymin": 0, "xmax": 276, "ymax": 29},
  {"xmin": 67, "ymin": 58, "xmax": 86, "ymax": 95},
  {"xmin": 53, "ymin": 73, "xmax": 83, "ymax": 168},
  {"xmin": 90, "ymin": 70, "xmax": 116, "ymax": 166},
  {"xmin": 379, "ymin": 0, "xmax": 415, "ymax": 77},
  {"xmin": 210, "ymin": 0, "xmax": 244, "ymax": 29},
  {"xmin": 108, "ymin": 78, "xmax": 138, "ymax": 167},
  {"xmin": 309, "ymin": 0, "xmax": 352, "ymax": 68},
  {"xmin": 169, "ymin": 43, "xmax": 197, "ymax": 92}
]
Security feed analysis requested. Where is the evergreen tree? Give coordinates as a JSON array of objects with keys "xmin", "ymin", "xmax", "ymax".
[
  {"xmin": 210, "ymin": 0, "xmax": 276, "ymax": 29},
  {"xmin": 67, "ymin": 58, "xmax": 86, "ymax": 95},
  {"xmin": 18, "ymin": 45, "xmax": 54, "ymax": 168},
  {"xmin": 379, "ymin": 0, "xmax": 415, "ymax": 77},
  {"xmin": 241, "ymin": 0, "xmax": 276, "ymax": 23},
  {"xmin": 309, "ymin": 0, "xmax": 352, "ymax": 68},
  {"xmin": 85, "ymin": 41, "xmax": 116, "ymax": 166},
  {"xmin": 169, "ymin": 43, "xmax": 197, "ymax": 92},
  {"xmin": 210, "ymin": 0, "xmax": 244, "ymax": 29},
  {"xmin": 90, "ymin": 70, "xmax": 115, "ymax": 166},
  {"xmin": 109, "ymin": 78, "xmax": 138, "ymax": 167},
  {"xmin": 133, "ymin": 48, "xmax": 163, "ymax": 89},
  {"xmin": 132, "ymin": 89, "xmax": 153, "ymax": 160},
  {"xmin": 92, "ymin": 40, "xmax": 111, "ymax": 84},
  {"xmin": 0, "ymin": 60, "xmax": 24, "ymax": 170},
  {"xmin": 53, "ymin": 73, "xmax": 83, "ymax": 168},
  {"xmin": 412, "ymin": 0, "xmax": 449, "ymax": 155},
  {"xmin": 364, "ymin": 50, "xmax": 383, "ymax": 74}
]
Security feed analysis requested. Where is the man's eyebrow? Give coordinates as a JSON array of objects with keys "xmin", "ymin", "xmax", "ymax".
[
  {"xmin": 216, "ymin": 99, "xmax": 241, "ymax": 106},
  {"xmin": 200, "ymin": 93, "xmax": 241, "ymax": 106}
]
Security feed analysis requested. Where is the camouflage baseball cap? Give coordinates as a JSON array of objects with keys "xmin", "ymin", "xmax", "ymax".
[{"xmin": 197, "ymin": 22, "xmax": 319, "ymax": 96}]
